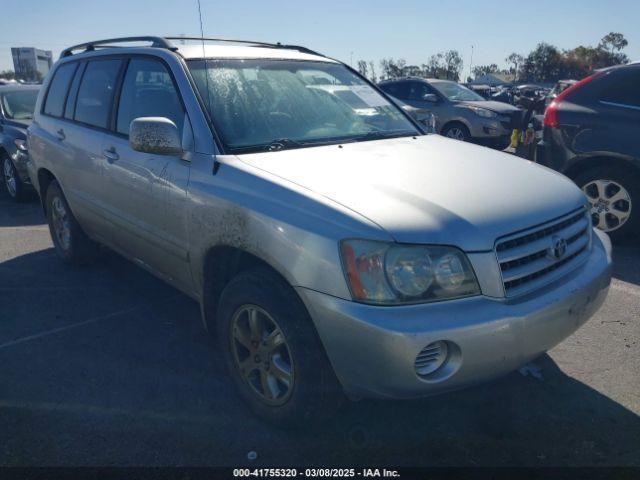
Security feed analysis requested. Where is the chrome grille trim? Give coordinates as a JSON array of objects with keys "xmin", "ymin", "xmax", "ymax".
[{"xmin": 495, "ymin": 208, "xmax": 591, "ymax": 297}]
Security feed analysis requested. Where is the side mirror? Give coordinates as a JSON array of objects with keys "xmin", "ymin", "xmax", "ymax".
[
  {"xmin": 423, "ymin": 93, "xmax": 439, "ymax": 103},
  {"xmin": 129, "ymin": 117, "xmax": 182, "ymax": 156}
]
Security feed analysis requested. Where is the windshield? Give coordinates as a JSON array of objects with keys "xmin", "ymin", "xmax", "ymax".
[
  {"xmin": 431, "ymin": 82, "xmax": 485, "ymax": 102},
  {"xmin": 188, "ymin": 59, "xmax": 419, "ymax": 153},
  {"xmin": 1, "ymin": 89, "xmax": 38, "ymax": 120}
]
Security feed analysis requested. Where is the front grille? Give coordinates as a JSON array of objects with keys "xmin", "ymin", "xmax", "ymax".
[{"xmin": 495, "ymin": 208, "xmax": 591, "ymax": 297}]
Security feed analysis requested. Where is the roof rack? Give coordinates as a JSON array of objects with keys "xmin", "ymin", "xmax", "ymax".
[
  {"xmin": 60, "ymin": 36, "xmax": 325, "ymax": 60},
  {"xmin": 164, "ymin": 36, "xmax": 324, "ymax": 57},
  {"xmin": 60, "ymin": 36, "xmax": 177, "ymax": 58}
]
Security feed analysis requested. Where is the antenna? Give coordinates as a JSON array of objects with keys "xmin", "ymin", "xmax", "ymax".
[{"xmin": 196, "ymin": 0, "xmax": 213, "ymax": 113}]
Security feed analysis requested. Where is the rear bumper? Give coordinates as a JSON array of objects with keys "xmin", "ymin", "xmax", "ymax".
[
  {"xmin": 534, "ymin": 129, "xmax": 573, "ymax": 172},
  {"xmin": 297, "ymin": 231, "xmax": 611, "ymax": 399}
]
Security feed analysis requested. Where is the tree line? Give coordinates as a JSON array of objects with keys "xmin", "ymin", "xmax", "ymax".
[{"xmin": 357, "ymin": 32, "xmax": 630, "ymax": 84}]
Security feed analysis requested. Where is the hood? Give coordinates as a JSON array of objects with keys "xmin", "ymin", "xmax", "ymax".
[
  {"xmin": 238, "ymin": 135, "xmax": 586, "ymax": 251},
  {"xmin": 459, "ymin": 100, "xmax": 520, "ymax": 115}
]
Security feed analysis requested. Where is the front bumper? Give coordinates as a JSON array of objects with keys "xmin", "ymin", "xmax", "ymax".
[
  {"xmin": 11, "ymin": 149, "xmax": 32, "ymax": 185},
  {"xmin": 297, "ymin": 232, "xmax": 611, "ymax": 399},
  {"xmin": 468, "ymin": 116, "xmax": 513, "ymax": 140}
]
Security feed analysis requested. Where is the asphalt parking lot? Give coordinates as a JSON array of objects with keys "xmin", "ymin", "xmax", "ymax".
[{"xmin": 0, "ymin": 188, "xmax": 638, "ymax": 467}]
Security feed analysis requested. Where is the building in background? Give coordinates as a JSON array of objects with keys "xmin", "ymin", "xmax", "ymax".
[{"xmin": 11, "ymin": 47, "xmax": 52, "ymax": 82}]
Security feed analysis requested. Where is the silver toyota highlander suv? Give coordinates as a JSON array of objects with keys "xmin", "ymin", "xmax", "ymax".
[{"xmin": 27, "ymin": 36, "xmax": 612, "ymax": 424}]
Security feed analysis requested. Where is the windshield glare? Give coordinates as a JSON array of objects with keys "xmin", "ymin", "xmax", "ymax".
[
  {"xmin": 1, "ymin": 90, "xmax": 38, "ymax": 120},
  {"xmin": 188, "ymin": 59, "xmax": 419, "ymax": 153},
  {"xmin": 431, "ymin": 82, "xmax": 485, "ymax": 102}
]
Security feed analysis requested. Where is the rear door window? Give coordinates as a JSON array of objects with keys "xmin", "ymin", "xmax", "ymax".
[
  {"xmin": 74, "ymin": 59, "xmax": 121, "ymax": 129},
  {"xmin": 43, "ymin": 62, "xmax": 78, "ymax": 117},
  {"xmin": 115, "ymin": 57, "xmax": 184, "ymax": 136}
]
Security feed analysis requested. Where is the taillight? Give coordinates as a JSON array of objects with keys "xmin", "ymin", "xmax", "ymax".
[
  {"xmin": 543, "ymin": 71, "xmax": 605, "ymax": 128},
  {"xmin": 544, "ymin": 101, "xmax": 560, "ymax": 128}
]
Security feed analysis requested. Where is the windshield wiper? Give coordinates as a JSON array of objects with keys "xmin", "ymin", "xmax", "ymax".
[
  {"xmin": 264, "ymin": 138, "xmax": 305, "ymax": 151},
  {"xmin": 229, "ymin": 138, "xmax": 308, "ymax": 154},
  {"xmin": 352, "ymin": 130, "xmax": 416, "ymax": 142}
]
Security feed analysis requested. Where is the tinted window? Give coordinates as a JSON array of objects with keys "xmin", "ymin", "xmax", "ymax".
[
  {"xmin": 75, "ymin": 59, "xmax": 121, "ymax": 128},
  {"xmin": 381, "ymin": 82, "xmax": 410, "ymax": 100},
  {"xmin": 43, "ymin": 63, "xmax": 77, "ymax": 117},
  {"xmin": 601, "ymin": 69, "xmax": 640, "ymax": 107},
  {"xmin": 116, "ymin": 58, "xmax": 184, "ymax": 135}
]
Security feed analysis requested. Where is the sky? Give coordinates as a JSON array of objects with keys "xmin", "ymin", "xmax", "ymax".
[{"xmin": 1, "ymin": 0, "xmax": 639, "ymax": 78}]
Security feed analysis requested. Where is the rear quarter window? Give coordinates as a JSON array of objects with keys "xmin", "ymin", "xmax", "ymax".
[
  {"xmin": 43, "ymin": 62, "xmax": 78, "ymax": 117},
  {"xmin": 600, "ymin": 68, "xmax": 640, "ymax": 108}
]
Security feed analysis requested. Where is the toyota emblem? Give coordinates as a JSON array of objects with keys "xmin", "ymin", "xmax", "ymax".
[{"xmin": 550, "ymin": 235, "xmax": 567, "ymax": 260}]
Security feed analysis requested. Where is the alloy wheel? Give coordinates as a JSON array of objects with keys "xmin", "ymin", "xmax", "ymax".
[
  {"xmin": 3, "ymin": 158, "xmax": 17, "ymax": 198},
  {"xmin": 230, "ymin": 304, "xmax": 294, "ymax": 406},
  {"xmin": 446, "ymin": 128, "xmax": 465, "ymax": 141},
  {"xmin": 582, "ymin": 179, "xmax": 632, "ymax": 232},
  {"xmin": 51, "ymin": 196, "xmax": 72, "ymax": 251}
]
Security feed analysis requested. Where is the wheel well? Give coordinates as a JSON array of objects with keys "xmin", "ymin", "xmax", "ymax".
[
  {"xmin": 440, "ymin": 120, "xmax": 469, "ymax": 135},
  {"xmin": 201, "ymin": 246, "xmax": 291, "ymax": 333},
  {"xmin": 37, "ymin": 168, "xmax": 56, "ymax": 213},
  {"xmin": 563, "ymin": 155, "xmax": 640, "ymax": 182}
]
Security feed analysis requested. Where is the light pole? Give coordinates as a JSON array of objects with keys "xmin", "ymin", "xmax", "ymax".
[{"xmin": 469, "ymin": 45, "xmax": 474, "ymax": 81}]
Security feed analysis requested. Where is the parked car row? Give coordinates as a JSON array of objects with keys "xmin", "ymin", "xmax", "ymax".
[{"xmin": 14, "ymin": 36, "xmax": 615, "ymax": 425}]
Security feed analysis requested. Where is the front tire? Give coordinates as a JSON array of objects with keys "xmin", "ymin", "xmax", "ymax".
[
  {"xmin": 2, "ymin": 156, "xmax": 27, "ymax": 202},
  {"xmin": 442, "ymin": 123, "xmax": 471, "ymax": 142},
  {"xmin": 216, "ymin": 267, "xmax": 343, "ymax": 426},
  {"xmin": 45, "ymin": 180, "xmax": 99, "ymax": 264},
  {"xmin": 574, "ymin": 165, "xmax": 639, "ymax": 243}
]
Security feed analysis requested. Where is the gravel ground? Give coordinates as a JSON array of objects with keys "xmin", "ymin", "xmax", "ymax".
[{"xmin": 0, "ymin": 189, "xmax": 638, "ymax": 467}]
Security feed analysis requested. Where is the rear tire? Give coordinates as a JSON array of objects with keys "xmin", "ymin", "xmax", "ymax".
[
  {"xmin": 45, "ymin": 180, "xmax": 99, "ymax": 265},
  {"xmin": 216, "ymin": 267, "xmax": 343, "ymax": 427},
  {"xmin": 573, "ymin": 164, "xmax": 640, "ymax": 243},
  {"xmin": 2, "ymin": 156, "xmax": 28, "ymax": 202},
  {"xmin": 442, "ymin": 123, "xmax": 471, "ymax": 142}
]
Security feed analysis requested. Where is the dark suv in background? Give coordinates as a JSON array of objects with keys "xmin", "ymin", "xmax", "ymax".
[{"xmin": 537, "ymin": 62, "xmax": 640, "ymax": 241}]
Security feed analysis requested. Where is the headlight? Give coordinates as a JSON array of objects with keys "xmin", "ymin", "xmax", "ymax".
[
  {"xmin": 340, "ymin": 239, "xmax": 480, "ymax": 305},
  {"xmin": 468, "ymin": 106, "xmax": 497, "ymax": 119},
  {"xmin": 14, "ymin": 139, "xmax": 28, "ymax": 151}
]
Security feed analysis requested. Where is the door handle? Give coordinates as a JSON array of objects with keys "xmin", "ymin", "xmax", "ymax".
[
  {"xmin": 103, "ymin": 147, "xmax": 119, "ymax": 162},
  {"xmin": 56, "ymin": 128, "xmax": 65, "ymax": 141}
]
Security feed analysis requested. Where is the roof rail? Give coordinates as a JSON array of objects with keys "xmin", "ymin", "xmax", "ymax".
[
  {"xmin": 60, "ymin": 36, "xmax": 325, "ymax": 60},
  {"xmin": 164, "ymin": 36, "xmax": 324, "ymax": 57},
  {"xmin": 60, "ymin": 36, "xmax": 177, "ymax": 58}
]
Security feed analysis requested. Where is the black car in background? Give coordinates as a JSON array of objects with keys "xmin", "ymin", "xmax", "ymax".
[
  {"xmin": 0, "ymin": 84, "xmax": 40, "ymax": 201},
  {"xmin": 536, "ymin": 62, "xmax": 640, "ymax": 242}
]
